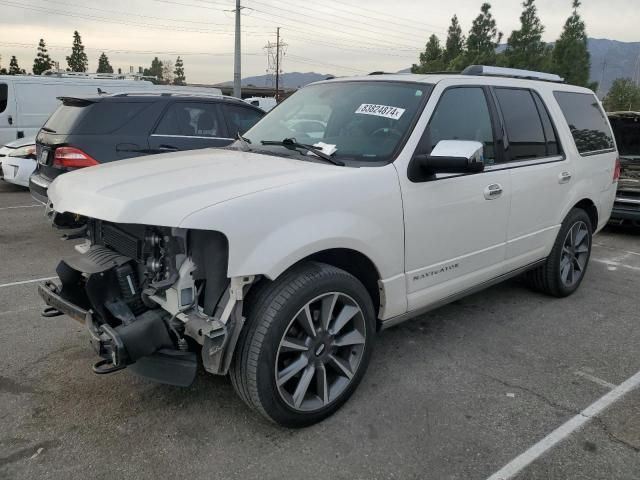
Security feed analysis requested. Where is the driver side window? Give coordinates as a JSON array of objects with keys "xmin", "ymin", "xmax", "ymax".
[{"xmin": 427, "ymin": 87, "xmax": 496, "ymax": 164}]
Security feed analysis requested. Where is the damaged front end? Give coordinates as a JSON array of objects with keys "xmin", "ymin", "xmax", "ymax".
[{"xmin": 38, "ymin": 218, "xmax": 253, "ymax": 387}]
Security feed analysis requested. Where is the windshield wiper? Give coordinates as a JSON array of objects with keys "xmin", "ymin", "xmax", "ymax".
[
  {"xmin": 261, "ymin": 138, "xmax": 344, "ymax": 166},
  {"xmin": 41, "ymin": 127, "xmax": 56, "ymax": 133}
]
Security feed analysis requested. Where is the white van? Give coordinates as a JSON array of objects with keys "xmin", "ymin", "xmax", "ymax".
[
  {"xmin": 244, "ymin": 96, "xmax": 277, "ymax": 112},
  {"xmin": 0, "ymin": 75, "xmax": 222, "ymax": 146}
]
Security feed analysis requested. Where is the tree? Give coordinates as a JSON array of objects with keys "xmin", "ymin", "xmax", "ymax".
[
  {"xmin": 9, "ymin": 56, "xmax": 25, "ymax": 75},
  {"xmin": 464, "ymin": 3, "xmax": 503, "ymax": 67},
  {"xmin": 551, "ymin": 0, "xmax": 590, "ymax": 86},
  {"xmin": 504, "ymin": 0, "xmax": 548, "ymax": 71},
  {"xmin": 603, "ymin": 78, "xmax": 640, "ymax": 111},
  {"xmin": 33, "ymin": 38, "xmax": 54, "ymax": 75},
  {"xmin": 161, "ymin": 59, "xmax": 174, "ymax": 85},
  {"xmin": 173, "ymin": 56, "xmax": 186, "ymax": 85},
  {"xmin": 97, "ymin": 52, "xmax": 113, "ymax": 73},
  {"xmin": 442, "ymin": 15, "xmax": 465, "ymax": 68},
  {"xmin": 143, "ymin": 57, "xmax": 164, "ymax": 82},
  {"xmin": 66, "ymin": 31, "xmax": 88, "ymax": 72},
  {"xmin": 412, "ymin": 35, "xmax": 445, "ymax": 73}
]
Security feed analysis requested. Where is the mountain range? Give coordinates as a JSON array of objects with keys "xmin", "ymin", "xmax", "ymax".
[{"xmin": 229, "ymin": 38, "xmax": 639, "ymax": 94}]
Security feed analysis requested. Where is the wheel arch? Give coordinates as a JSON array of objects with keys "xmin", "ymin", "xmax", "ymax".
[{"xmin": 571, "ymin": 198, "xmax": 598, "ymax": 230}]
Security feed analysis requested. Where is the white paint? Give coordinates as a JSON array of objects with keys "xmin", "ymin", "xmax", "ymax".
[
  {"xmin": 0, "ymin": 276, "xmax": 56, "ymax": 288},
  {"xmin": 574, "ymin": 370, "xmax": 616, "ymax": 390},
  {"xmin": 486, "ymin": 369, "xmax": 640, "ymax": 480},
  {"xmin": 0, "ymin": 204, "xmax": 41, "ymax": 211}
]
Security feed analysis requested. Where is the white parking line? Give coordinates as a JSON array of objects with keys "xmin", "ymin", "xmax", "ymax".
[
  {"xmin": 0, "ymin": 204, "xmax": 42, "ymax": 211},
  {"xmin": 592, "ymin": 258, "xmax": 640, "ymax": 272},
  {"xmin": 486, "ymin": 369, "xmax": 640, "ymax": 480},
  {"xmin": 0, "ymin": 276, "xmax": 56, "ymax": 288},
  {"xmin": 574, "ymin": 370, "xmax": 616, "ymax": 390}
]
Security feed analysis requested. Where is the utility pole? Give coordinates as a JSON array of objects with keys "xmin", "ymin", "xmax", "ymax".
[
  {"xmin": 233, "ymin": 0, "xmax": 242, "ymax": 98},
  {"xmin": 275, "ymin": 27, "xmax": 280, "ymax": 102},
  {"xmin": 264, "ymin": 29, "xmax": 287, "ymax": 101}
]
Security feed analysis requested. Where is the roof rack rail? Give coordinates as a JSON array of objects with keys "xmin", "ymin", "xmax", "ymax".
[
  {"xmin": 461, "ymin": 65, "xmax": 564, "ymax": 83},
  {"xmin": 109, "ymin": 90, "xmax": 224, "ymax": 98}
]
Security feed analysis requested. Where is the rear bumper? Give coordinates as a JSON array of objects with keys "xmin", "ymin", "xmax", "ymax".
[
  {"xmin": 29, "ymin": 172, "xmax": 51, "ymax": 204},
  {"xmin": 609, "ymin": 194, "xmax": 640, "ymax": 224}
]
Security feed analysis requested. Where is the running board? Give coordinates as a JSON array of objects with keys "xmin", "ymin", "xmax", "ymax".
[{"xmin": 380, "ymin": 259, "xmax": 545, "ymax": 330}]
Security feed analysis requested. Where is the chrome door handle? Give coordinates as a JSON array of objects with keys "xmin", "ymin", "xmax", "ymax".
[
  {"xmin": 559, "ymin": 171, "xmax": 572, "ymax": 184},
  {"xmin": 484, "ymin": 183, "xmax": 503, "ymax": 200}
]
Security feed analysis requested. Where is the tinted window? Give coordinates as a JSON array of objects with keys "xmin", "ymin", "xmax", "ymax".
[
  {"xmin": 495, "ymin": 88, "xmax": 546, "ymax": 161},
  {"xmin": 532, "ymin": 92, "xmax": 560, "ymax": 156},
  {"xmin": 155, "ymin": 102, "xmax": 224, "ymax": 137},
  {"xmin": 608, "ymin": 115, "xmax": 640, "ymax": 156},
  {"xmin": 223, "ymin": 105, "xmax": 263, "ymax": 136},
  {"xmin": 43, "ymin": 101, "xmax": 149, "ymax": 134},
  {"xmin": 553, "ymin": 91, "xmax": 615, "ymax": 154},
  {"xmin": 0, "ymin": 83, "xmax": 7, "ymax": 113},
  {"xmin": 427, "ymin": 87, "xmax": 495, "ymax": 163}
]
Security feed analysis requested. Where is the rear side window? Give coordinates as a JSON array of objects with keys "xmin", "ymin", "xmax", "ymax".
[
  {"xmin": 44, "ymin": 101, "xmax": 149, "ymax": 134},
  {"xmin": 426, "ymin": 87, "xmax": 496, "ymax": 164},
  {"xmin": 223, "ymin": 104, "xmax": 264, "ymax": 136},
  {"xmin": 155, "ymin": 102, "xmax": 224, "ymax": 137},
  {"xmin": 532, "ymin": 92, "xmax": 560, "ymax": 156},
  {"xmin": 553, "ymin": 91, "xmax": 615, "ymax": 155},
  {"xmin": 0, "ymin": 83, "xmax": 7, "ymax": 113},
  {"xmin": 494, "ymin": 88, "xmax": 547, "ymax": 161}
]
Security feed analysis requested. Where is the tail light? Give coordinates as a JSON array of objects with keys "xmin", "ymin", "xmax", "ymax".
[
  {"xmin": 53, "ymin": 147, "xmax": 99, "ymax": 168},
  {"xmin": 613, "ymin": 157, "xmax": 621, "ymax": 183}
]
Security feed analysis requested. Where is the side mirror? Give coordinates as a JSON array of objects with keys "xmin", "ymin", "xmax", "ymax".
[{"xmin": 414, "ymin": 140, "xmax": 485, "ymax": 174}]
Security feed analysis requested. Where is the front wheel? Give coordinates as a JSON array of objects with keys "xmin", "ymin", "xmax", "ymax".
[
  {"xmin": 526, "ymin": 208, "xmax": 593, "ymax": 297},
  {"xmin": 230, "ymin": 262, "xmax": 376, "ymax": 427}
]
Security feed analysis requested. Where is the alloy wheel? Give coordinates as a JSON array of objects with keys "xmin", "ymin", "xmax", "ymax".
[
  {"xmin": 274, "ymin": 292, "xmax": 367, "ymax": 412},
  {"xmin": 560, "ymin": 220, "xmax": 590, "ymax": 287}
]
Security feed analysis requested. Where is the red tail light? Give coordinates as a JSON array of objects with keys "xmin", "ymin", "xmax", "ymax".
[
  {"xmin": 53, "ymin": 147, "xmax": 99, "ymax": 168},
  {"xmin": 613, "ymin": 157, "xmax": 621, "ymax": 182}
]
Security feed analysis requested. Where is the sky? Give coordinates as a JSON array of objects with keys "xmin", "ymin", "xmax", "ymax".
[{"xmin": 0, "ymin": 0, "xmax": 638, "ymax": 84}]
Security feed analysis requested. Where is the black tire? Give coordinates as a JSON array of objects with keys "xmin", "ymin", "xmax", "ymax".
[
  {"xmin": 525, "ymin": 208, "xmax": 593, "ymax": 297},
  {"xmin": 230, "ymin": 261, "xmax": 376, "ymax": 427}
]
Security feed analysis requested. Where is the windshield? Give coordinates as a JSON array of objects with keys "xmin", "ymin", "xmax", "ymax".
[{"xmin": 243, "ymin": 81, "xmax": 431, "ymax": 164}]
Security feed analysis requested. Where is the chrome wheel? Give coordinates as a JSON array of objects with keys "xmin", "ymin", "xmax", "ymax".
[
  {"xmin": 275, "ymin": 292, "xmax": 367, "ymax": 412},
  {"xmin": 560, "ymin": 220, "xmax": 590, "ymax": 288}
]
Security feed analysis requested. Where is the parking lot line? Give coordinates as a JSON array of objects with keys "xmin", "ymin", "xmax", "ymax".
[
  {"xmin": 0, "ymin": 276, "xmax": 56, "ymax": 289},
  {"xmin": 486, "ymin": 369, "xmax": 640, "ymax": 480},
  {"xmin": 574, "ymin": 370, "xmax": 616, "ymax": 390},
  {"xmin": 0, "ymin": 204, "xmax": 42, "ymax": 211},
  {"xmin": 592, "ymin": 258, "xmax": 640, "ymax": 272}
]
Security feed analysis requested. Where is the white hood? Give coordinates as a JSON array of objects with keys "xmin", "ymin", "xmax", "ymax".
[{"xmin": 49, "ymin": 147, "xmax": 343, "ymax": 226}]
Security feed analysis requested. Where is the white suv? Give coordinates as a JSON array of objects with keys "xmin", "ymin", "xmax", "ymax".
[{"xmin": 39, "ymin": 66, "xmax": 619, "ymax": 427}]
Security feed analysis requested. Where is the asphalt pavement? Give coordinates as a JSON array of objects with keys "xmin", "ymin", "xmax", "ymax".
[{"xmin": 1, "ymin": 181, "xmax": 639, "ymax": 480}]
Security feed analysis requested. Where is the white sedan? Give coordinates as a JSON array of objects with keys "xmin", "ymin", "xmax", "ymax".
[{"xmin": 0, "ymin": 137, "xmax": 37, "ymax": 187}]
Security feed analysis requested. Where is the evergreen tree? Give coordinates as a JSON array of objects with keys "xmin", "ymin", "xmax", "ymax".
[
  {"xmin": 603, "ymin": 78, "xmax": 640, "ymax": 111},
  {"xmin": 66, "ymin": 31, "xmax": 88, "ymax": 72},
  {"xmin": 552, "ymin": 0, "xmax": 590, "ymax": 86},
  {"xmin": 97, "ymin": 52, "xmax": 113, "ymax": 73},
  {"xmin": 33, "ymin": 38, "xmax": 54, "ymax": 75},
  {"xmin": 412, "ymin": 35, "xmax": 445, "ymax": 73},
  {"xmin": 505, "ymin": 0, "xmax": 547, "ymax": 70},
  {"xmin": 143, "ymin": 57, "xmax": 164, "ymax": 83},
  {"xmin": 173, "ymin": 56, "xmax": 186, "ymax": 85},
  {"xmin": 464, "ymin": 3, "xmax": 502, "ymax": 67},
  {"xmin": 9, "ymin": 56, "xmax": 25, "ymax": 75},
  {"xmin": 161, "ymin": 59, "xmax": 174, "ymax": 85},
  {"xmin": 442, "ymin": 15, "xmax": 465, "ymax": 67}
]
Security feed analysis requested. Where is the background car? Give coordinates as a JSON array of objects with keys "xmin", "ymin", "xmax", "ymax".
[
  {"xmin": 29, "ymin": 91, "xmax": 264, "ymax": 203},
  {"xmin": 608, "ymin": 111, "xmax": 640, "ymax": 227},
  {"xmin": 0, "ymin": 136, "xmax": 36, "ymax": 187}
]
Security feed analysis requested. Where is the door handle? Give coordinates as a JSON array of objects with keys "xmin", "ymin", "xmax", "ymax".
[
  {"xmin": 558, "ymin": 171, "xmax": 572, "ymax": 184},
  {"xmin": 483, "ymin": 183, "xmax": 503, "ymax": 200}
]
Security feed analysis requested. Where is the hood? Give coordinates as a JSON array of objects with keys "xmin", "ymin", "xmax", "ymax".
[
  {"xmin": 49, "ymin": 147, "xmax": 345, "ymax": 226},
  {"xmin": 619, "ymin": 155, "xmax": 640, "ymax": 194}
]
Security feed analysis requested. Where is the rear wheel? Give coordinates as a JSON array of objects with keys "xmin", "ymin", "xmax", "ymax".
[
  {"xmin": 526, "ymin": 208, "xmax": 593, "ymax": 297},
  {"xmin": 230, "ymin": 262, "xmax": 376, "ymax": 427}
]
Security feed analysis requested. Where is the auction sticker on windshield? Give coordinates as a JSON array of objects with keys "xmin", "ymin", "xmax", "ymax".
[{"xmin": 355, "ymin": 104, "xmax": 405, "ymax": 120}]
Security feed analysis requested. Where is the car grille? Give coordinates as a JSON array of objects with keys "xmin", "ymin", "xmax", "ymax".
[{"xmin": 101, "ymin": 223, "xmax": 144, "ymax": 261}]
